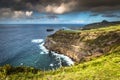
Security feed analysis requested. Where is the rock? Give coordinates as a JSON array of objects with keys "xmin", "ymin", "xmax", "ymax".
[{"xmin": 46, "ymin": 29, "xmax": 54, "ymax": 32}]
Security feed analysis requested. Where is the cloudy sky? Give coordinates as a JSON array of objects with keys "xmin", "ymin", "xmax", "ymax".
[{"xmin": 0, "ymin": 0, "xmax": 120, "ymax": 24}]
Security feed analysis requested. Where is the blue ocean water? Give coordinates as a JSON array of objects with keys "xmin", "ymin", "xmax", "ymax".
[{"xmin": 0, "ymin": 24, "xmax": 83, "ymax": 70}]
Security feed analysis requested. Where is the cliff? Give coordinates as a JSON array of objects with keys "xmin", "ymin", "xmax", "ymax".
[{"xmin": 44, "ymin": 25, "xmax": 120, "ymax": 62}]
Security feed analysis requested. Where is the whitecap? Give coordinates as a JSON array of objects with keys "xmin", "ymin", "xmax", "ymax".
[
  {"xmin": 49, "ymin": 63, "xmax": 54, "ymax": 67},
  {"xmin": 31, "ymin": 39, "xmax": 44, "ymax": 43},
  {"xmin": 20, "ymin": 63, "xmax": 23, "ymax": 66},
  {"xmin": 52, "ymin": 51, "xmax": 74, "ymax": 66},
  {"xmin": 39, "ymin": 42, "xmax": 49, "ymax": 54},
  {"xmin": 40, "ymin": 52, "xmax": 44, "ymax": 54}
]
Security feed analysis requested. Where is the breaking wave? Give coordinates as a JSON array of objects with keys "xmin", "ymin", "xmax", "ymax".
[
  {"xmin": 31, "ymin": 39, "xmax": 44, "ymax": 43},
  {"xmin": 32, "ymin": 39, "xmax": 74, "ymax": 69}
]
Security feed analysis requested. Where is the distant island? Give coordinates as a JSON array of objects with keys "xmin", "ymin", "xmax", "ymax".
[{"xmin": 82, "ymin": 20, "xmax": 120, "ymax": 30}]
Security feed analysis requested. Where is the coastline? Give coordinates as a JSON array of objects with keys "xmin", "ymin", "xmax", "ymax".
[{"xmin": 44, "ymin": 25, "xmax": 120, "ymax": 63}]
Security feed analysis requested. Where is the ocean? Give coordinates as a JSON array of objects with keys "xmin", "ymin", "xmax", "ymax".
[{"xmin": 0, "ymin": 24, "xmax": 83, "ymax": 70}]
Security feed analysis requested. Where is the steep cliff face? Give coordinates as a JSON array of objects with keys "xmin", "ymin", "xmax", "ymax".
[{"xmin": 44, "ymin": 25, "xmax": 120, "ymax": 62}]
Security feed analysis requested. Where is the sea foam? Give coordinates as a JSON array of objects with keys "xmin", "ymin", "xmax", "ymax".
[
  {"xmin": 31, "ymin": 39, "xmax": 44, "ymax": 43},
  {"xmin": 52, "ymin": 52, "xmax": 74, "ymax": 66},
  {"xmin": 31, "ymin": 39, "xmax": 74, "ymax": 67},
  {"xmin": 39, "ymin": 42, "xmax": 74, "ymax": 66},
  {"xmin": 39, "ymin": 42, "xmax": 49, "ymax": 54}
]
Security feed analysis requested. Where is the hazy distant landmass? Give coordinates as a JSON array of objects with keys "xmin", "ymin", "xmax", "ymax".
[{"xmin": 82, "ymin": 20, "xmax": 120, "ymax": 30}]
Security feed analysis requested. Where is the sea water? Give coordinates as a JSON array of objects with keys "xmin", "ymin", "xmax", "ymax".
[{"xmin": 0, "ymin": 24, "xmax": 83, "ymax": 70}]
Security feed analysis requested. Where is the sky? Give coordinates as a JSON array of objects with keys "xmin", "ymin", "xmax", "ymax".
[{"xmin": 0, "ymin": 0, "xmax": 120, "ymax": 24}]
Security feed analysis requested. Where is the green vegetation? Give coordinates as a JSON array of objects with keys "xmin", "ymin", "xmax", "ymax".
[
  {"xmin": 0, "ymin": 51, "xmax": 120, "ymax": 80},
  {"xmin": 62, "ymin": 25, "xmax": 120, "ymax": 33},
  {"xmin": 0, "ymin": 25, "xmax": 120, "ymax": 80},
  {"xmin": 46, "ymin": 25, "xmax": 120, "ymax": 62}
]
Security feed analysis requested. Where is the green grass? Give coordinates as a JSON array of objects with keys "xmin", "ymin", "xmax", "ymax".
[
  {"xmin": 0, "ymin": 51, "xmax": 120, "ymax": 80},
  {"xmin": 62, "ymin": 25, "xmax": 120, "ymax": 33}
]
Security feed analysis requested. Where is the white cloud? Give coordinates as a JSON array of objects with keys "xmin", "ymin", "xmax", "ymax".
[
  {"xmin": 0, "ymin": 8, "xmax": 33, "ymax": 19},
  {"xmin": 26, "ymin": 11, "xmax": 33, "ymax": 17},
  {"xmin": 45, "ymin": 3, "xmax": 67, "ymax": 14},
  {"xmin": 13, "ymin": 11, "xmax": 33, "ymax": 18},
  {"xmin": 13, "ymin": 11, "xmax": 25, "ymax": 18},
  {"xmin": 45, "ymin": 1, "xmax": 77, "ymax": 14}
]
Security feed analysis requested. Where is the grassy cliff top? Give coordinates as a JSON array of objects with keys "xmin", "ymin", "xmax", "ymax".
[{"xmin": 60, "ymin": 25, "xmax": 120, "ymax": 33}]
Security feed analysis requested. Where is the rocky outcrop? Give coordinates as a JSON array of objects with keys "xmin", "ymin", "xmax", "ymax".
[{"xmin": 44, "ymin": 26, "xmax": 120, "ymax": 62}]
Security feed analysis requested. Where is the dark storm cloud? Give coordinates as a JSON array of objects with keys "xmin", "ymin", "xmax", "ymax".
[
  {"xmin": 0, "ymin": 0, "xmax": 120, "ymax": 16},
  {"xmin": 31, "ymin": 15, "xmax": 58, "ymax": 20}
]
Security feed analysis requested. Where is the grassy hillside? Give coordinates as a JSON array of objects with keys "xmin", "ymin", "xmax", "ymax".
[
  {"xmin": 0, "ymin": 51, "xmax": 120, "ymax": 80},
  {"xmin": 45, "ymin": 25, "xmax": 120, "ymax": 62},
  {"xmin": 0, "ymin": 25, "xmax": 120, "ymax": 80}
]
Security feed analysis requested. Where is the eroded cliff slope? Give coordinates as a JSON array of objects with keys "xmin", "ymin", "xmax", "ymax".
[{"xmin": 44, "ymin": 25, "xmax": 120, "ymax": 62}]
